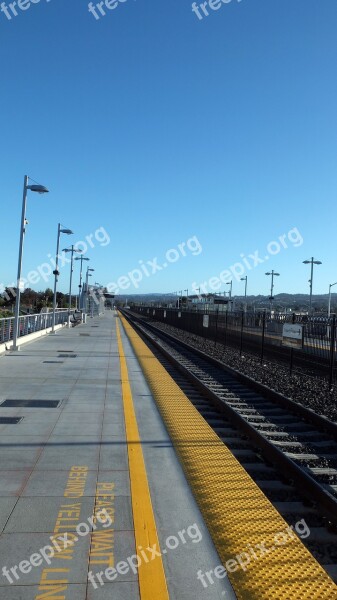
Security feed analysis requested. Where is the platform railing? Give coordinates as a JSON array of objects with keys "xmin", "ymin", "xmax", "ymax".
[{"xmin": 0, "ymin": 310, "xmax": 74, "ymax": 344}]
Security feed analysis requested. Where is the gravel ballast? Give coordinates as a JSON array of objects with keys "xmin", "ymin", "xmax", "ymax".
[{"xmin": 149, "ymin": 320, "xmax": 337, "ymax": 422}]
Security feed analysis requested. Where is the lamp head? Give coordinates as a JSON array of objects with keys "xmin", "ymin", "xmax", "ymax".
[
  {"xmin": 60, "ymin": 228, "xmax": 73, "ymax": 235},
  {"xmin": 27, "ymin": 184, "xmax": 49, "ymax": 194}
]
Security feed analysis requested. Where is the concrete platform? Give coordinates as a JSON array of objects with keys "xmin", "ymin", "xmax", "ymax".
[{"xmin": 0, "ymin": 311, "xmax": 237, "ymax": 600}]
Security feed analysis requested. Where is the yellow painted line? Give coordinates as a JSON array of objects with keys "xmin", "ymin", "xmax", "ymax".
[
  {"xmin": 116, "ymin": 320, "xmax": 169, "ymax": 600},
  {"xmin": 120, "ymin": 314, "xmax": 337, "ymax": 600}
]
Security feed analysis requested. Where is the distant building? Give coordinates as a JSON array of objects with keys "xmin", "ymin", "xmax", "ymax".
[{"xmin": 187, "ymin": 294, "xmax": 231, "ymax": 313}]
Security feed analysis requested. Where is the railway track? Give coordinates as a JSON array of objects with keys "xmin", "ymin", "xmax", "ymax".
[{"xmin": 121, "ymin": 309, "xmax": 337, "ymax": 582}]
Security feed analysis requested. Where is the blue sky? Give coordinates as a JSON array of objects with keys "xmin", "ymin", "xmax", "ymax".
[{"xmin": 0, "ymin": 0, "xmax": 336, "ymax": 297}]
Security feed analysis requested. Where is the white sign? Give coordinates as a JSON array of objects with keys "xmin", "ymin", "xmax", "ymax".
[
  {"xmin": 203, "ymin": 315, "xmax": 209, "ymax": 328},
  {"xmin": 282, "ymin": 324, "xmax": 303, "ymax": 348},
  {"xmin": 164, "ymin": 310, "xmax": 166, "ymax": 318}
]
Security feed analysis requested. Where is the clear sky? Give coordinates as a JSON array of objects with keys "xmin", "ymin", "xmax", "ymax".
[{"xmin": 0, "ymin": 0, "xmax": 336, "ymax": 297}]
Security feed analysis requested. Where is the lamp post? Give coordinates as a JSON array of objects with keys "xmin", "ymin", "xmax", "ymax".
[
  {"xmin": 328, "ymin": 282, "xmax": 337, "ymax": 317},
  {"xmin": 184, "ymin": 288, "xmax": 188, "ymax": 308},
  {"xmin": 85, "ymin": 267, "xmax": 95, "ymax": 313},
  {"xmin": 63, "ymin": 246, "xmax": 82, "ymax": 315},
  {"xmin": 303, "ymin": 257, "xmax": 322, "ymax": 314},
  {"xmin": 74, "ymin": 255, "xmax": 90, "ymax": 310},
  {"xmin": 240, "ymin": 276, "xmax": 248, "ymax": 298},
  {"xmin": 12, "ymin": 176, "xmax": 49, "ymax": 351},
  {"xmin": 240, "ymin": 275, "xmax": 248, "ymax": 312},
  {"xmin": 226, "ymin": 280, "xmax": 232, "ymax": 299},
  {"xmin": 265, "ymin": 270, "xmax": 280, "ymax": 312},
  {"xmin": 51, "ymin": 224, "xmax": 73, "ymax": 333}
]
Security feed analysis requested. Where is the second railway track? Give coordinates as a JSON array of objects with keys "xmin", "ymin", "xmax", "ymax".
[{"xmin": 121, "ymin": 309, "xmax": 337, "ymax": 582}]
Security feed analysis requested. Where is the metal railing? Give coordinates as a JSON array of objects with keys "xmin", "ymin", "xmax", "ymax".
[
  {"xmin": 0, "ymin": 310, "xmax": 73, "ymax": 345},
  {"xmin": 132, "ymin": 307, "xmax": 337, "ymax": 384}
]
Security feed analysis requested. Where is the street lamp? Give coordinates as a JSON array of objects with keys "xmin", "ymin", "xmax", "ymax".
[
  {"xmin": 74, "ymin": 255, "xmax": 90, "ymax": 310},
  {"xmin": 63, "ymin": 246, "xmax": 82, "ymax": 315},
  {"xmin": 85, "ymin": 267, "xmax": 95, "ymax": 313},
  {"xmin": 328, "ymin": 282, "xmax": 337, "ymax": 317},
  {"xmin": 240, "ymin": 276, "xmax": 248, "ymax": 298},
  {"xmin": 51, "ymin": 224, "xmax": 73, "ymax": 333},
  {"xmin": 240, "ymin": 275, "xmax": 248, "ymax": 311},
  {"xmin": 12, "ymin": 176, "xmax": 49, "ymax": 351},
  {"xmin": 226, "ymin": 280, "xmax": 233, "ymax": 299},
  {"xmin": 195, "ymin": 286, "xmax": 201, "ymax": 299},
  {"xmin": 184, "ymin": 288, "xmax": 188, "ymax": 308},
  {"xmin": 265, "ymin": 271, "xmax": 280, "ymax": 311},
  {"xmin": 303, "ymin": 258, "xmax": 322, "ymax": 314}
]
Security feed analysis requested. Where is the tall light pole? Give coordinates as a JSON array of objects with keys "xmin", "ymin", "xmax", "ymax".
[
  {"xmin": 225, "ymin": 281, "xmax": 233, "ymax": 312},
  {"xmin": 12, "ymin": 176, "xmax": 49, "ymax": 351},
  {"xmin": 265, "ymin": 271, "xmax": 280, "ymax": 312},
  {"xmin": 328, "ymin": 282, "xmax": 337, "ymax": 317},
  {"xmin": 75, "ymin": 255, "xmax": 90, "ymax": 310},
  {"xmin": 63, "ymin": 246, "xmax": 82, "ymax": 315},
  {"xmin": 240, "ymin": 275, "xmax": 248, "ymax": 312},
  {"xmin": 303, "ymin": 257, "xmax": 322, "ymax": 314},
  {"xmin": 51, "ymin": 224, "xmax": 73, "ymax": 333},
  {"xmin": 240, "ymin": 276, "xmax": 247, "ymax": 298},
  {"xmin": 184, "ymin": 288, "xmax": 188, "ymax": 308},
  {"xmin": 178, "ymin": 290, "xmax": 183, "ymax": 310},
  {"xmin": 85, "ymin": 267, "xmax": 95, "ymax": 313}
]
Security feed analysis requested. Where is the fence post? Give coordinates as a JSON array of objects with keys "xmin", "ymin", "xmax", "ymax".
[
  {"xmin": 329, "ymin": 314, "xmax": 336, "ymax": 390},
  {"xmin": 223, "ymin": 311, "xmax": 228, "ymax": 348},
  {"xmin": 260, "ymin": 311, "xmax": 266, "ymax": 365},
  {"xmin": 289, "ymin": 312, "xmax": 296, "ymax": 375},
  {"xmin": 240, "ymin": 310, "xmax": 244, "ymax": 356},
  {"xmin": 214, "ymin": 308, "xmax": 219, "ymax": 347}
]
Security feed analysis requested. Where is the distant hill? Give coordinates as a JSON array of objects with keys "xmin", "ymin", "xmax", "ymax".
[{"xmin": 115, "ymin": 292, "xmax": 337, "ymax": 313}]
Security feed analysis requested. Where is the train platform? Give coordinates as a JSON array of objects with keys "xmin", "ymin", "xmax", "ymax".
[
  {"xmin": 0, "ymin": 311, "xmax": 336, "ymax": 600},
  {"xmin": 0, "ymin": 311, "xmax": 236, "ymax": 600}
]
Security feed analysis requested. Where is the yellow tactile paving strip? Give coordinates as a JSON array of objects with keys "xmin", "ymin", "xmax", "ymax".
[
  {"xmin": 116, "ymin": 320, "xmax": 170, "ymax": 600},
  {"xmin": 120, "ymin": 315, "xmax": 337, "ymax": 600}
]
